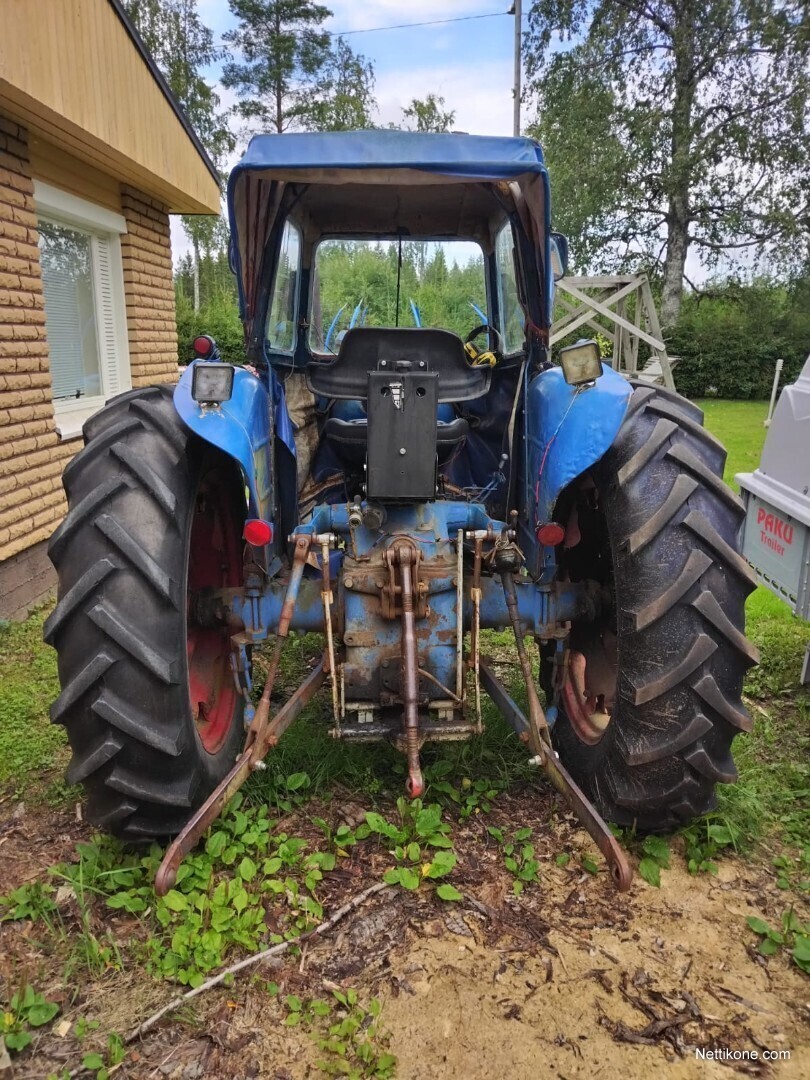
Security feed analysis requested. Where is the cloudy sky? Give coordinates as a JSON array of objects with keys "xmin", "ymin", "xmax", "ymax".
[
  {"xmin": 199, "ymin": 0, "xmax": 520, "ymax": 134},
  {"xmin": 171, "ymin": 1, "xmax": 522, "ymax": 258}
]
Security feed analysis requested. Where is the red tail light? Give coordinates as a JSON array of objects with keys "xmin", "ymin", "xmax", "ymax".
[
  {"xmin": 536, "ymin": 522, "xmax": 565, "ymax": 546},
  {"xmin": 243, "ymin": 519, "xmax": 274, "ymax": 546}
]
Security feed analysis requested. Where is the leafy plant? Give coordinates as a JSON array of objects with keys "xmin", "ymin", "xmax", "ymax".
[
  {"xmin": 747, "ymin": 910, "xmax": 810, "ymax": 974},
  {"xmin": 364, "ymin": 799, "xmax": 460, "ymax": 894},
  {"xmin": 772, "ymin": 848, "xmax": 810, "ymax": 893},
  {"xmin": 280, "ymin": 988, "xmax": 396, "ymax": 1078},
  {"xmin": 283, "ymin": 993, "xmax": 332, "ymax": 1027},
  {"xmin": 680, "ymin": 819, "xmax": 739, "ymax": 875},
  {"xmin": 81, "ymin": 1032, "xmax": 126, "ymax": 1080},
  {"xmin": 428, "ymin": 760, "xmax": 504, "ymax": 819},
  {"xmin": 73, "ymin": 1016, "xmax": 100, "ymax": 1042},
  {"xmin": 1, "ymin": 790, "xmax": 346, "ymax": 989},
  {"xmin": 0, "ymin": 881, "xmax": 57, "ymax": 925},
  {"xmin": 638, "ymin": 835, "xmax": 670, "ymax": 888},
  {"xmin": 311, "ymin": 816, "xmax": 362, "ymax": 856},
  {"xmin": 2, "ymin": 984, "xmax": 60, "ymax": 1053},
  {"xmin": 580, "ymin": 854, "xmax": 600, "ymax": 876},
  {"xmin": 487, "ymin": 826, "xmax": 541, "ymax": 895}
]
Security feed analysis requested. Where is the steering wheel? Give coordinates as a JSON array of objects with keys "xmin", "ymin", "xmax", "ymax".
[{"xmin": 464, "ymin": 323, "xmax": 503, "ymax": 366}]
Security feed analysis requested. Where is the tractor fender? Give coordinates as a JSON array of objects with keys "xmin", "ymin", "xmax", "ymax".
[
  {"xmin": 174, "ymin": 364, "xmax": 274, "ymax": 522},
  {"xmin": 525, "ymin": 363, "xmax": 631, "ymax": 570}
]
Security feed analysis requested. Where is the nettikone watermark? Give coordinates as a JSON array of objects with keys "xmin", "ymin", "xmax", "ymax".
[{"xmin": 696, "ymin": 1048, "xmax": 791, "ymax": 1062}]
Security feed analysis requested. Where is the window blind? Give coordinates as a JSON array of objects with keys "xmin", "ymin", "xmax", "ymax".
[
  {"xmin": 91, "ymin": 234, "xmax": 122, "ymax": 397},
  {"xmin": 40, "ymin": 260, "xmax": 87, "ymax": 401}
]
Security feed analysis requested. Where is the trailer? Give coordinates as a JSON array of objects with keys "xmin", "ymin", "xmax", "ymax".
[{"xmin": 737, "ymin": 354, "xmax": 810, "ymax": 684}]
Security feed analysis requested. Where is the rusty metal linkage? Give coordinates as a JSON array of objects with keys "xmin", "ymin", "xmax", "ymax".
[
  {"xmin": 241, "ymin": 534, "xmax": 312, "ymax": 761},
  {"xmin": 392, "ymin": 541, "xmax": 424, "ymax": 798},
  {"xmin": 491, "ymin": 513, "xmax": 633, "ymax": 892},
  {"xmin": 319, "ymin": 534, "xmax": 340, "ymax": 729},
  {"xmin": 479, "ymin": 655, "xmax": 632, "ymax": 892},
  {"xmin": 155, "ymin": 533, "xmax": 318, "ymax": 896},
  {"xmin": 155, "ymin": 657, "xmax": 327, "ymax": 895},
  {"xmin": 470, "ymin": 535, "xmax": 483, "ymax": 733}
]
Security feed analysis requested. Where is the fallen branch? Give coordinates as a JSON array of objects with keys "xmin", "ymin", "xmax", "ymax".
[{"xmin": 126, "ymin": 881, "xmax": 387, "ymax": 1043}]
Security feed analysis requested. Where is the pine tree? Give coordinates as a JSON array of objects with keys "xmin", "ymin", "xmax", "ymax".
[{"xmin": 222, "ymin": 0, "xmax": 333, "ymax": 133}]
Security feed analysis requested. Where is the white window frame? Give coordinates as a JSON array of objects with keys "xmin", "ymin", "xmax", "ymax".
[{"xmin": 34, "ymin": 182, "xmax": 131, "ymax": 440}]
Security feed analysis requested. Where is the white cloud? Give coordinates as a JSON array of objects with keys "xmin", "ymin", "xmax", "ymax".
[{"xmin": 375, "ymin": 58, "xmax": 514, "ymax": 134}]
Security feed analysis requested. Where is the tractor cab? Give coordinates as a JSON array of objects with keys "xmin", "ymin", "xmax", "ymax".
[{"xmin": 221, "ymin": 130, "xmax": 558, "ymax": 535}]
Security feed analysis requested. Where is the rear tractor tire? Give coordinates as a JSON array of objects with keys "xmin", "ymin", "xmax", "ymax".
[
  {"xmin": 45, "ymin": 386, "xmax": 247, "ymax": 839},
  {"xmin": 548, "ymin": 384, "xmax": 759, "ymax": 831}
]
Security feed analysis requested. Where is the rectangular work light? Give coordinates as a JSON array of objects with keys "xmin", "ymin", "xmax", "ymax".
[
  {"xmin": 559, "ymin": 340, "xmax": 603, "ymax": 386},
  {"xmin": 192, "ymin": 362, "xmax": 235, "ymax": 404}
]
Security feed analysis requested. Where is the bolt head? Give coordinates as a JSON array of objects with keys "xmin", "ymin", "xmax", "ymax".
[
  {"xmin": 344, "ymin": 576, "xmax": 354, "ymax": 589},
  {"xmin": 399, "ymin": 448, "xmax": 406, "ymax": 455}
]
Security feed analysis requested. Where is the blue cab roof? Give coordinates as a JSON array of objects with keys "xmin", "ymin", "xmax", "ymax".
[{"xmin": 233, "ymin": 129, "xmax": 546, "ymax": 179}]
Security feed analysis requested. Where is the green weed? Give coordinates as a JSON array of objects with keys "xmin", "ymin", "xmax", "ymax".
[
  {"xmin": 680, "ymin": 820, "xmax": 739, "ymax": 875},
  {"xmin": 637, "ymin": 835, "xmax": 671, "ymax": 887},
  {"xmin": 281, "ymin": 988, "xmax": 396, "ymax": 1078},
  {"xmin": 364, "ymin": 798, "xmax": 460, "ymax": 895},
  {"xmin": 487, "ymin": 825, "xmax": 540, "ymax": 895},
  {"xmin": 772, "ymin": 848, "xmax": 810, "ymax": 893},
  {"xmin": 0, "ymin": 789, "xmax": 343, "ymax": 989},
  {"xmin": 80, "ymin": 1031, "xmax": 126, "ymax": 1079},
  {"xmin": 0, "ymin": 880, "xmax": 57, "ymax": 926},
  {"xmin": 2, "ymin": 984, "xmax": 60, "ymax": 1054},
  {"xmin": 746, "ymin": 910, "xmax": 810, "ymax": 975}
]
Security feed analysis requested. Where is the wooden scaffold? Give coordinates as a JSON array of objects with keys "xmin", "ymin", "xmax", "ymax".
[{"xmin": 551, "ymin": 274, "xmax": 676, "ymax": 390}]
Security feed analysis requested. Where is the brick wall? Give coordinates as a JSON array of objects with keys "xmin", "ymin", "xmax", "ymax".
[
  {"xmin": 0, "ymin": 115, "xmax": 73, "ymax": 573},
  {"xmin": 120, "ymin": 185, "xmax": 178, "ymax": 386},
  {"xmin": 0, "ymin": 121, "xmax": 179, "ymax": 618}
]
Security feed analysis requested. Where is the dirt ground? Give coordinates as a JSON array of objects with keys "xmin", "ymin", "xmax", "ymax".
[{"xmin": 2, "ymin": 787, "xmax": 808, "ymax": 1080}]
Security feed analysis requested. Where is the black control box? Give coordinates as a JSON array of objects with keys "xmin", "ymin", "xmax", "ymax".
[{"xmin": 366, "ymin": 369, "xmax": 438, "ymax": 501}]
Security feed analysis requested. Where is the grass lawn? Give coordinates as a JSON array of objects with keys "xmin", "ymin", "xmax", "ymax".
[
  {"xmin": 695, "ymin": 398, "xmax": 769, "ymax": 489},
  {"xmin": 697, "ymin": 397, "xmax": 809, "ymax": 850}
]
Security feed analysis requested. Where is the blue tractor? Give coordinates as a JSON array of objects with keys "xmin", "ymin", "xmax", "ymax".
[{"xmin": 45, "ymin": 132, "xmax": 756, "ymax": 892}]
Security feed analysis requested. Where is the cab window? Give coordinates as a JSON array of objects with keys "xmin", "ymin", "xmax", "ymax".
[
  {"xmin": 309, "ymin": 238, "xmax": 486, "ymax": 354},
  {"xmin": 495, "ymin": 224, "xmax": 524, "ymax": 354},
  {"xmin": 266, "ymin": 220, "xmax": 301, "ymax": 354}
]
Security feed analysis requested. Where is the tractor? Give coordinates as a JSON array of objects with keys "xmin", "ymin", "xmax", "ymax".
[{"xmin": 45, "ymin": 131, "xmax": 756, "ymax": 892}]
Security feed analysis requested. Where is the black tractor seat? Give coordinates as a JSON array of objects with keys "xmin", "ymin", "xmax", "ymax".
[
  {"xmin": 306, "ymin": 327, "xmax": 489, "ymax": 466},
  {"xmin": 306, "ymin": 326, "xmax": 491, "ymax": 402}
]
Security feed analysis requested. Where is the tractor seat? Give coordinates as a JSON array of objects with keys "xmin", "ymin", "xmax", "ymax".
[
  {"xmin": 306, "ymin": 327, "xmax": 491, "ymax": 402},
  {"xmin": 306, "ymin": 328, "xmax": 488, "ymax": 468},
  {"xmin": 323, "ymin": 400, "xmax": 468, "ymax": 464}
]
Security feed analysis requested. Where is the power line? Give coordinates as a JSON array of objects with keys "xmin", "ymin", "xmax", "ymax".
[
  {"xmin": 215, "ymin": 11, "xmax": 512, "ymax": 48},
  {"xmin": 329, "ymin": 10, "xmax": 510, "ymax": 37}
]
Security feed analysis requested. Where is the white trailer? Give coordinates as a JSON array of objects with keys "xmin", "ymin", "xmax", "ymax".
[{"xmin": 737, "ymin": 354, "xmax": 810, "ymax": 683}]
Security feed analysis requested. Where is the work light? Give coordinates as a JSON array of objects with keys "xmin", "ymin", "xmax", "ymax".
[
  {"xmin": 559, "ymin": 340, "xmax": 603, "ymax": 386},
  {"xmin": 192, "ymin": 362, "xmax": 234, "ymax": 404}
]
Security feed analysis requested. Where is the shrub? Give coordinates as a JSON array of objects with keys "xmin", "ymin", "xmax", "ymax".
[
  {"xmin": 670, "ymin": 278, "xmax": 810, "ymax": 399},
  {"xmin": 175, "ymin": 291, "xmax": 246, "ymax": 366}
]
